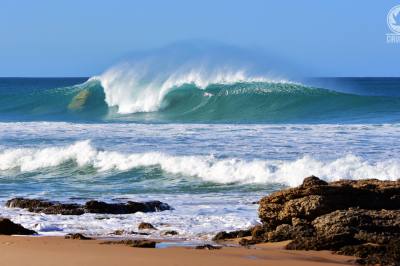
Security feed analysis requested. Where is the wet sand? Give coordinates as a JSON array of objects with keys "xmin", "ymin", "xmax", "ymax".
[{"xmin": 0, "ymin": 236, "xmax": 355, "ymax": 266}]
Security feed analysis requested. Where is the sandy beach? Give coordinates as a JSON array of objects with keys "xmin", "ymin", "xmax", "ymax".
[{"xmin": 0, "ymin": 236, "xmax": 355, "ymax": 266}]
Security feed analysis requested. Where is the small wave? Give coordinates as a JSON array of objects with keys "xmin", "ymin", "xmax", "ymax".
[{"xmin": 1, "ymin": 141, "xmax": 399, "ymax": 186}]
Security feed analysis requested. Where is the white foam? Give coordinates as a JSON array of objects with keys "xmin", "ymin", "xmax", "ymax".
[
  {"xmin": 0, "ymin": 140, "xmax": 398, "ymax": 186},
  {"xmin": 0, "ymin": 193, "xmax": 261, "ymax": 239}
]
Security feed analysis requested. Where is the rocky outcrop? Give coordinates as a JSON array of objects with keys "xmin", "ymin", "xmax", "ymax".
[
  {"xmin": 0, "ymin": 218, "xmax": 37, "ymax": 235},
  {"xmin": 5, "ymin": 198, "xmax": 172, "ymax": 215},
  {"xmin": 258, "ymin": 176, "xmax": 400, "ymax": 229},
  {"xmin": 214, "ymin": 176, "xmax": 400, "ymax": 265}
]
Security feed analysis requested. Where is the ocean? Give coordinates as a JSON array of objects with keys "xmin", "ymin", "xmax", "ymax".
[{"xmin": 0, "ymin": 75, "xmax": 399, "ymax": 241}]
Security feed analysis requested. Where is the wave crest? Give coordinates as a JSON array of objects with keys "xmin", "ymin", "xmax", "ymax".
[{"xmin": 97, "ymin": 63, "xmax": 287, "ymax": 114}]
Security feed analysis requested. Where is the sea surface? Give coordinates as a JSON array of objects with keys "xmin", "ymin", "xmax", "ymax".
[{"xmin": 0, "ymin": 75, "xmax": 399, "ymax": 240}]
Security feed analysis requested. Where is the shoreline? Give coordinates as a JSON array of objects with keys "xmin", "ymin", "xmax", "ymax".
[
  {"xmin": 0, "ymin": 235, "xmax": 355, "ymax": 266},
  {"xmin": 1, "ymin": 177, "xmax": 399, "ymax": 265}
]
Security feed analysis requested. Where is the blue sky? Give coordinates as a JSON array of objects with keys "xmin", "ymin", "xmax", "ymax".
[{"xmin": 0, "ymin": 0, "xmax": 399, "ymax": 77}]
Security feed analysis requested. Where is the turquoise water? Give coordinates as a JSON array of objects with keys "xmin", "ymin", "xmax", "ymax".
[{"xmin": 0, "ymin": 77, "xmax": 399, "ymax": 239}]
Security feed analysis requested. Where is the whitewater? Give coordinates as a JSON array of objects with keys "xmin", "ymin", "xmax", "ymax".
[{"xmin": 1, "ymin": 121, "xmax": 400, "ymax": 239}]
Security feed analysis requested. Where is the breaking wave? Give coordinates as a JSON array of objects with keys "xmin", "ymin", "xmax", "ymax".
[{"xmin": 1, "ymin": 141, "xmax": 399, "ymax": 187}]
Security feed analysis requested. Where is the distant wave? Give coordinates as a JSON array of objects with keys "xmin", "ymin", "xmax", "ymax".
[{"xmin": 1, "ymin": 140, "xmax": 399, "ymax": 186}]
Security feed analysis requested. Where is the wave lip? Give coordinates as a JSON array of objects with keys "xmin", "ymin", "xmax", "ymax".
[{"xmin": 1, "ymin": 141, "xmax": 399, "ymax": 187}]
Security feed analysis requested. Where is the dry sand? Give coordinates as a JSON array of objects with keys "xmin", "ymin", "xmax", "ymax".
[{"xmin": 0, "ymin": 236, "xmax": 355, "ymax": 266}]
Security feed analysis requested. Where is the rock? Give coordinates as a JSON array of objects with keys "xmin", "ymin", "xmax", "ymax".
[
  {"xmin": 131, "ymin": 231, "xmax": 150, "ymax": 236},
  {"xmin": 0, "ymin": 218, "xmax": 36, "ymax": 235},
  {"xmin": 337, "ymin": 240, "xmax": 400, "ymax": 266},
  {"xmin": 5, "ymin": 198, "xmax": 84, "ymax": 215},
  {"xmin": 101, "ymin": 240, "xmax": 134, "ymax": 245},
  {"xmin": 239, "ymin": 238, "xmax": 259, "ymax": 246},
  {"xmin": 301, "ymin": 175, "xmax": 328, "ymax": 187},
  {"xmin": 101, "ymin": 239, "xmax": 156, "ymax": 248},
  {"xmin": 312, "ymin": 209, "xmax": 400, "ymax": 245},
  {"xmin": 386, "ymin": 239, "xmax": 400, "ymax": 266},
  {"xmin": 6, "ymin": 198, "xmax": 172, "ymax": 215},
  {"xmin": 113, "ymin": 230, "xmax": 125, "ymax": 235},
  {"xmin": 83, "ymin": 200, "xmax": 171, "ymax": 214},
  {"xmin": 138, "ymin": 222, "xmax": 157, "ymax": 230},
  {"xmin": 195, "ymin": 244, "xmax": 222, "ymax": 250},
  {"xmin": 163, "ymin": 230, "xmax": 178, "ymax": 236},
  {"xmin": 251, "ymin": 225, "xmax": 266, "ymax": 242},
  {"xmin": 259, "ymin": 176, "xmax": 400, "ymax": 229},
  {"xmin": 64, "ymin": 233, "xmax": 92, "ymax": 240},
  {"xmin": 212, "ymin": 229, "xmax": 252, "ymax": 241},
  {"xmin": 131, "ymin": 240, "xmax": 156, "ymax": 248},
  {"xmin": 266, "ymin": 224, "xmax": 292, "ymax": 242}
]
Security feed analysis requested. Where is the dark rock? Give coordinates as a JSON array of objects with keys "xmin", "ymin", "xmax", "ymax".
[
  {"xmin": 101, "ymin": 239, "xmax": 156, "ymax": 248},
  {"xmin": 131, "ymin": 231, "xmax": 150, "ymax": 236},
  {"xmin": 195, "ymin": 244, "xmax": 222, "ymax": 250},
  {"xmin": 337, "ymin": 244, "xmax": 386, "ymax": 265},
  {"xmin": 64, "ymin": 233, "xmax": 92, "ymax": 240},
  {"xmin": 212, "ymin": 229, "xmax": 252, "ymax": 241},
  {"xmin": 0, "ymin": 218, "xmax": 36, "ymax": 235},
  {"xmin": 251, "ymin": 225, "xmax": 265, "ymax": 239},
  {"xmin": 138, "ymin": 222, "xmax": 157, "ymax": 230},
  {"xmin": 386, "ymin": 239, "xmax": 400, "ymax": 265},
  {"xmin": 6, "ymin": 198, "xmax": 53, "ymax": 209},
  {"xmin": 239, "ymin": 238, "xmax": 259, "ymax": 246},
  {"xmin": 84, "ymin": 200, "xmax": 171, "ymax": 214},
  {"xmin": 101, "ymin": 240, "xmax": 134, "ymax": 245},
  {"xmin": 301, "ymin": 175, "xmax": 328, "ymax": 187},
  {"xmin": 130, "ymin": 240, "xmax": 156, "ymax": 248},
  {"xmin": 337, "ymin": 240, "xmax": 400, "ymax": 266},
  {"xmin": 266, "ymin": 224, "xmax": 292, "ymax": 242},
  {"xmin": 163, "ymin": 230, "xmax": 178, "ymax": 236},
  {"xmin": 6, "ymin": 198, "xmax": 172, "ymax": 215},
  {"xmin": 5, "ymin": 198, "xmax": 84, "ymax": 215}
]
